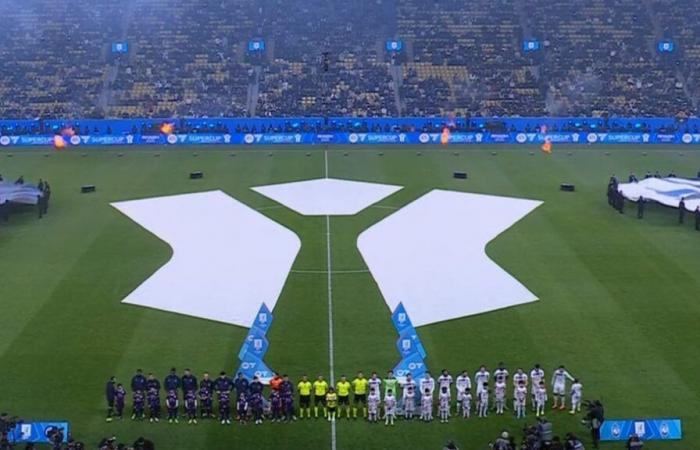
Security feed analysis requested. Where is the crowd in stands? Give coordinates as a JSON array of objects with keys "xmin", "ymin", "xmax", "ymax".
[{"xmin": 0, "ymin": 0, "xmax": 699, "ymax": 119}]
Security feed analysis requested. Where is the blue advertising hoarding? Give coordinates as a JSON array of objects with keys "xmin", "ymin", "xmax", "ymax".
[
  {"xmin": 8, "ymin": 422, "xmax": 70, "ymax": 444},
  {"xmin": 601, "ymin": 418, "xmax": 682, "ymax": 441},
  {"xmin": 2, "ymin": 132, "xmax": 700, "ymax": 148}
]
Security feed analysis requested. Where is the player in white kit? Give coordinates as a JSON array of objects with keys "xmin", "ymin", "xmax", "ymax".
[
  {"xmin": 384, "ymin": 390, "xmax": 396, "ymax": 426},
  {"xmin": 401, "ymin": 374, "xmax": 417, "ymax": 412},
  {"xmin": 569, "ymin": 379, "xmax": 583, "ymax": 414},
  {"xmin": 367, "ymin": 388, "xmax": 380, "ymax": 423},
  {"xmin": 420, "ymin": 389, "xmax": 433, "ymax": 422},
  {"xmin": 477, "ymin": 385, "xmax": 489, "ymax": 418},
  {"xmin": 461, "ymin": 388, "xmax": 472, "ymax": 419},
  {"xmin": 455, "ymin": 370, "xmax": 471, "ymax": 414},
  {"xmin": 493, "ymin": 362, "xmax": 509, "ymax": 383},
  {"xmin": 494, "ymin": 380, "xmax": 506, "ymax": 415},
  {"xmin": 530, "ymin": 364, "xmax": 545, "ymax": 411},
  {"xmin": 514, "ymin": 382, "xmax": 527, "ymax": 419},
  {"xmin": 437, "ymin": 370, "xmax": 452, "ymax": 416},
  {"xmin": 513, "ymin": 368, "xmax": 528, "ymax": 410},
  {"xmin": 403, "ymin": 385, "xmax": 416, "ymax": 419},
  {"xmin": 368, "ymin": 372, "xmax": 382, "ymax": 400},
  {"xmin": 438, "ymin": 386, "xmax": 450, "ymax": 423},
  {"xmin": 474, "ymin": 366, "xmax": 490, "ymax": 396},
  {"xmin": 535, "ymin": 382, "xmax": 547, "ymax": 417},
  {"xmin": 419, "ymin": 372, "xmax": 435, "ymax": 397},
  {"xmin": 551, "ymin": 365, "xmax": 575, "ymax": 410}
]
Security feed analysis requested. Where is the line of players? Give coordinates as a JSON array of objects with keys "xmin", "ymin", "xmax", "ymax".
[{"xmin": 104, "ymin": 364, "xmax": 583, "ymax": 427}]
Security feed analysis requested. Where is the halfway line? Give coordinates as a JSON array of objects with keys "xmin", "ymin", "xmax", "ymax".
[{"xmin": 324, "ymin": 148, "xmax": 336, "ymax": 450}]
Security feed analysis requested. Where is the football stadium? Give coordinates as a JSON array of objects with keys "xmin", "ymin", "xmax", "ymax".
[{"xmin": 0, "ymin": 1, "xmax": 699, "ymax": 449}]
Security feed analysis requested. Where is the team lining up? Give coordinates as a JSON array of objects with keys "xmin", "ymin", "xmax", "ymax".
[{"xmin": 105, "ymin": 364, "xmax": 582, "ymax": 426}]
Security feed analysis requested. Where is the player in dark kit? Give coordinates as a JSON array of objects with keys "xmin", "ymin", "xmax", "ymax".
[
  {"xmin": 131, "ymin": 369, "xmax": 147, "ymax": 393},
  {"xmin": 147, "ymin": 387, "xmax": 161, "ymax": 422},
  {"xmin": 282, "ymin": 389, "xmax": 295, "ymax": 421},
  {"xmin": 234, "ymin": 373, "xmax": 250, "ymax": 400},
  {"xmin": 215, "ymin": 371, "xmax": 233, "ymax": 394},
  {"xmin": 249, "ymin": 375, "xmax": 264, "ymax": 396},
  {"xmin": 164, "ymin": 368, "xmax": 181, "ymax": 393},
  {"xmin": 280, "ymin": 375, "xmax": 297, "ymax": 420},
  {"xmin": 270, "ymin": 390, "xmax": 283, "ymax": 422},
  {"xmin": 198, "ymin": 387, "xmax": 213, "ymax": 418},
  {"xmin": 166, "ymin": 390, "xmax": 179, "ymax": 424},
  {"xmin": 132, "ymin": 390, "xmax": 145, "ymax": 420},
  {"xmin": 200, "ymin": 372, "xmax": 215, "ymax": 393},
  {"xmin": 146, "ymin": 373, "xmax": 161, "ymax": 393},
  {"xmin": 250, "ymin": 392, "xmax": 264, "ymax": 425},
  {"xmin": 184, "ymin": 390, "xmax": 198, "ymax": 424},
  {"xmin": 181, "ymin": 369, "xmax": 198, "ymax": 394},
  {"xmin": 218, "ymin": 391, "xmax": 232, "ymax": 425},
  {"xmin": 236, "ymin": 393, "xmax": 249, "ymax": 424},
  {"xmin": 115, "ymin": 384, "xmax": 127, "ymax": 420},
  {"xmin": 105, "ymin": 376, "xmax": 116, "ymax": 422}
]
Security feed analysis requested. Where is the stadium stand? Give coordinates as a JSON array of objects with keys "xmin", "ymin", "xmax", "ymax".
[{"xmin": 0, "ymin": 0, "xmax": 698, "ymax": 119}]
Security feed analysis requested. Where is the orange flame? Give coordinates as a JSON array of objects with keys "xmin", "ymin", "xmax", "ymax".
[{"xmin": 440, "ymin": 127, "xmax": 450, "ymax": 146}]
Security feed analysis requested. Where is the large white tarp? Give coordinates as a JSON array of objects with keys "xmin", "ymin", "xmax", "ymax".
[
  {"xmin": 618, "ymin": 177, "xmax": 700, "ymax": 211},
  {"xmin": 252, "ymin": 178, "xmax": 403, "ymax": 216},
  {"xmin": 357, "ymin": 190, "xmax": 543, "ymax": 327},
  {"xmin": 112, "ymin": 190, "xmax": 300, "ymax": 326}
]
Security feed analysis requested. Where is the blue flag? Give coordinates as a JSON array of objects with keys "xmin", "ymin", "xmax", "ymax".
[
  {"xmin": 396, "ymin": 326, "xmax": 427, "ymax": 359},
  {"xmin": 238, "ymin": 326, "xmax": 269, "ymax": 360},
  {"xmin": 237, "ymin": 351, "xmax": 275, "ymax": 384},
  {"xmin": 391, "ymin": 302, "xmax": 414, "ymax": 333},
  {"xmin": 252, "ymin": 303, "xmax": 274, "ymax": 333},
  {"xmin": 393, "ymin": 351, "xmax": 427, "ymax": 382}
]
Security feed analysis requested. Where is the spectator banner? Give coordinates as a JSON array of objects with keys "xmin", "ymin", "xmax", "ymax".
[
  {"xmin": 601, "ymin": 418, "xmax": 682, "ymax": 441},
  {"xmin": 8, "ymin": 422, "xmax": 70, "ymax": 444},
  {"xmin": 3, "ymin": 132, "xmax": 700, "ymax": 147}
]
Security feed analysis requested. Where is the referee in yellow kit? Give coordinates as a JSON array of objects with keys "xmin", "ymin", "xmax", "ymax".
[{"xmin": 352, "ymin": 371, "xmax": 369, "ymax": 419}]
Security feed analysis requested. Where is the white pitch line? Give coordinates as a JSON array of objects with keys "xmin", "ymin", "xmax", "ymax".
[
  {"xmin": 325, "ymin": 149, "xmax": 337, "ymax": 450},
  {"xmin": 255, "ymin": 205, "xmax": 284, "ymax": 211},
  {"xmin": 369, "ymin": 205, "xmax": 400, "ymax": 210},
  {"xmin": 291, "ymin": 269, "xmax": 369, "ymax": 274}
]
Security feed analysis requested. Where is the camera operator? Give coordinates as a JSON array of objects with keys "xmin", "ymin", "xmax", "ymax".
[
  {"xmin": 582, "ymin": 400, "xmax": 604, "ymax": 449},
  {"xmin": 564, "ymin": 432, "xmax": 585, "ymax": 450},
  {"xmin": 537, "ymin": 416, "xmax": 553, "ymax": 447},
  {"xmin": 625, "ymin": 434, "xmax": 643, "ymax": 450},
  {"xmin": 48, "ymin": 426, "xmax": 64, "ymax": 450},
  {"xmin": 521, "ymin": 425, "xmax": 540, "ymax": 450},
  {"xmin": 490, "ymin": 431, "xmax": 514, "ymax": 450}
]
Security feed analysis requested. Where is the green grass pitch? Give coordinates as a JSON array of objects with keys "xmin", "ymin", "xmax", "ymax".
[{"xmin": 0, "ymin": 145, "xmax": 697, "ymax": 449}]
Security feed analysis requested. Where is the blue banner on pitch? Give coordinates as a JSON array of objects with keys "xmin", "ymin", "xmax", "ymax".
[
  {"xmin": 601, "ymin": 418, "xmax": 682, "ymax": 441},
  {"xmin": 396, "ymin": 326, "xmax": 427, "ymax": 359},
  {"xmin": 238, "ymin": 326, "xmax": 269, "ymax": 360},
  {"xmin": 252, "ymin": 302, "xmax": 273, "ymax": 333},
  {"xmin": 8, "ymin": 422, "xmax": 70, "ymax": 444},
  {"xmin": 237, "ymin": 351, "xmax": 274, "ymax": 383},
  {"xmin": 391, "ymin": 302, "xmax": 414, "ymax": 333},
  {"xmin": 393, "ymin": 351, "xmax": 427, "ymax": 382}
]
